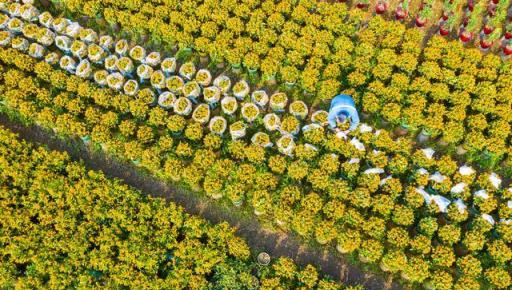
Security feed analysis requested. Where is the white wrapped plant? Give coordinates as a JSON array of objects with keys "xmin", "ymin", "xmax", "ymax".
[
  {"xmin": 311, "ymin": 110, "xmax": 329, "ymax": 126},
  {"xmin": 0, "ymin": 14, "xmax": 9, "ymax": 29},
  {"xmin": 44, "ymin": 51, "xmax": 60, "ymax": 65},
  {"xmin": 87, "ymin": 43, "xmax": 106, "ymax": 63},
  {"xmin": 195, "ymin": 69, "xmax": 212, "ymax": 86},
  {"xmin": 220, "ymin": 96, "xmax": 238, "ymax": 116},
  {"xmin": 51, "ymin": 17, "xmax": 69, "ymax": 34},
  {"xmin": 251, "ymin": 132, "xmax": 273, "ymax": 148},
  {"xmin": 19, "ymin": 4, "xmax": 39, "ymax": 22},
  {"xmin": 11, "ymin": 36, "xmax": 28, "ymax": 52},
  {"xmin": 178, "ymin": 61, "xmax": 196, "ymax": 80},
  {"xmin": 59, "ymin": 55, "xmax": 76, "ymax": 73},
  {"xmin": 213, "ymin": 75, "xmax": 231, "ymax": 93},
  {"xmin": 144, "ymin": 51, "xmax": 161, "ymax": 67},
  {"xmin": 277, "ymin": 134, "xmax": 295, "ymax": 156},
  {"xmin": 173, "ymin": 97, "xmax": 193, "ymax": 116},
  {"xmin": 263, "ymin": 113, "xmax": 281, "ymax": 132},
  {"xmin": 96, "ymin": 35, "xmax": 112, "ymax": 50},
  {"xmin": 269, "ymin": 92, "xmax": 288, "ymax": 112},
  {"xmin": 157, "ymin": 92, "xmax": 176, "ymax": 110},
  {"xmin": 209, "ymin": 116, "xmax": 227, "ymax": 136},
  {"xmin": 7, "ymin": 17, "xmax": 24, "ymax": 33},
  {"xmin": 75, "ymin": 59, "xmax": 92, "ymax": 79},
  {"xmin": 114, "ymin": 39, "xmax": 129, "ymax": 55},
  {"xmin": 129, "ymin": 45, "xmax": 146, "ymax": 62},
  {"xmin": 229, "ymin": 121, "xmax": 247, "ymax": 140},
  {"xmin": 123, "ymin": 79, "xmax": 139, "ymax": 96},
  {"xmin": 64, "ymin": 22, "xmax": 82, "ymax": 38},
  {"xmin": 192, "ymin": 103, "xmax": 211, "ymax": 124},
  {"xmin": 55, "ymin": 35, "xmax": 71, "ymax": 52},
  {"xmin": 136, "ymin": 64, "xmax": 153, "ymax": 81},
  {"xmin": 232, "ymin": 80, "xmax": 250, "ymax": 100},
  {"xmin": 70, "ymin": 40, "xmax": 88, "ymax": 59},
  {"xmin": 0, "ymin": 31, "xmax": 12, "ymax": 47},
  {"xmin": 116, "ymin": 56, "xmax": 134, "ymax": 75},
  {"xmin": 182, "ymin": 81, "xmax": 201, "ymax": 100},
  {"xmin": 7, "ymin": 2, "xmax": 21, "ymax": 16},
  {"xmin": 241, "ymin": 102, "xmax": 260, "ymax": 123},
  {"xmin": 93, "ymin": 70, "xmax": 108, "ymax": 86},
  {"xmin": 106, "ymin": 72, "xmax": 124, "ymax": 91},
  {"xmin": 38, "ymin": 11, "xmax": 53, "ymax": 28},
  {"xmin": 79, "ymin": 28, "xmax": 98, "ymax": 43},
  {"xmin": 161, "ymin": 57, "xmax": 176, "ymax": 75},
  {"xmin": 289, "ymin": 100, "xmax": 309, "ymax": 120},
  {"xmin": 203, "ymin": 86, "xmax": 221, "ymax": 105},
  {"xmin": 165, "ymin": 75, "xmax": 184, "ymax": 93},
  {"xmin": 150, "ymin": 70, "xmax": 166, "ymax": 89},
  {"xmin": 104, "ymin": 54, "xmax": 118, "ymax": 71},
  {"xmin": 251, "ymin": 90, "xmax": 268, "ymax": 108}
]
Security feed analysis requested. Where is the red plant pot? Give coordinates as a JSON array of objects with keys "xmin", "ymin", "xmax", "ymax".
[
  {"xmin": 395, "ymin": 7, "xmax": 408, "ymax": 20},
  {"xmin": 416, "ymin": 16, "xmax": 427, "ymax": 27},
  {"xmin": 442, "ymin": 12, "xmax": 449, "ymax": 21},
  {"xmin": 356, "ymin": 2, "xmax": 368, "ymax": 8},
  {"xmin": 492, "ymin": 0, "xmax": 499, "ymax": 4},
  {"xmin": 503, "ymin": 45, "xmax": 512, "ymax": 55},
  {"xmin": 440, "ymin": 26, "xmax": 450, "ymax": 36},
  {"xmin": 483, "ymin": 25, "xmax": 494, "ymax": 35},
  {"xmin": 468, "ymin": 0, "xmax": 474, "ymax": 11},
  {"xmin": 375, "ymin": 2, "xmax": 388, "ymax": 14},
  {"xmin": 505, "ymin": 32, "xmax": 512, "ymax": 39},
  {"xmin": 480, "ymin": 39, "xmax": 493, "ymax": 49},
  {"xmin": 459, "ymin": 31, "xmax": 472, "ymax": 42}
]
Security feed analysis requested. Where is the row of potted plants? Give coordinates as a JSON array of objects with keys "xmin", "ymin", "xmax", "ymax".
[{"xmin": 1, "ymin": 45, "xmax": 511, "ymax": 288}]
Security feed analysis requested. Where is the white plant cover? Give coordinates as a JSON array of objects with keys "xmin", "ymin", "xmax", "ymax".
[
  {"xmin": 20, "ymin": 4, "xmax": 39, "ymax": 21},
  {"xmin": 52, "ymin": 17, "xmax": 69, "ymax": 33},
  {"xmin": 473, "ymin": 189, "xmax": 489, "ymax": 199},
  {"xmin": 431, "ymin": 195, "xmax": 450, "ymax": 213},
  {"xmin": 251, "ymin": 132, "xmax": 273, "ymax": 148},
  {"xmin": 174, "ymin": 97, "xmax": 193, "ymax": 116},
  {"xmin": 508, "ymin": 200, "xmax": 512, "ymax": 209},
  {"xmin": 136, "ymin": 64, "xmax": 153, "ymax": 80},
  {"xmin": 99, "ymin": 35, "xmax": 114, "ymax": 50},
  {"xmin": 178, "ymin": 61, "xmax": 196, "ymax": 80},
  {"xmin": 80, "ymin": 28, "xmax": 98, "ymax": 43},
  {"xmin": 157, "ymin": 92, "xmax": 176, "ymax": 109},
  {"xmin": 350, "ymin": 138, "xmax": 365, "ymax": 151},
  {"xmin": 305, "ymin": 143, "xmax": 318, "ymax": 152},
  {"xmin": 311, "ymin": 110, "xmax": 329, "ymax": 126},
  {"xmin": 93, "ymin": 70, "xmax": 108, "ymax": 86},
  {"xmin": 501, "ymin": 219, "xmax": 512, "ymax": 225},
  {"xmin": 459, "ymin": 165, "xmax": 475, "ymax": 176},
  {"xmin": 182, "ymin": 81, "xmax": 201, "ymax": 99},
  {"xmin": 7, "ymin": 17, "xmax": 23, "ymax": 33},
  {"xmin": 208, "ymin": 116, "xmax": 227, "ymax": 135},
  {"xmin": 380, "ymin": 175, "xmax": 392, "ymax": 185},
  {"xmin": 229, "ymin": 122, "xmax": 247, "ymax": 140},
  {"xmin": 336, "ymin": 131, "xmax": 348, "ymax": 140},
  {"xmin": 289, "ymin": 100, "xmax": 308, "ymax": 119},
  {"xmin": 213, "ymin": 75, "xmax": 231, "ymax": 93},
  {"xmin": 251, "ymin": 90, "xmax": 269, "ymax": 108},
  {"xmin": 482, "ymin": 214, "xmax": 495, "ymax": 225},
  {"xmin": 65, "ymin": 21, "xmax": 82, "ymax": 38},
  {"xmin": 104, "ymin": 54, "xmax": 118, "ymax": 71},
  {"xmin": 422, "ymin": 148, "xmax": 435, "ymax": 159},
  {"xmin": 87, "ymin": 44, "xmax": 105, "ymax": 63},
  {"xmin": 263, "ymin": 113, "xmax": 280, "ymax": 132},
  {"xmin": 349, "ymin": 158, "xmax": 360, "ymax": 164},
  {"xmin": 203, "ymin": 86, "xmax": 221, "ymax": 104},
  {"xmin": 269, "ymin": 92, "xmax": 288, "ymax": 112},
  {"xmin": 161, "ymin": 57, "xmax": 177, "ymax": 74},
  {"xmin": 0, "ymin": 32, "xmax": 11, "ymax": 46},
  {"xmin": 364, "ymin": 168, "xmax": 384, "ymax": 174},
  {"xmin": 429, "ymin": 172, "xmax": 446, "ymax": 183},
  {"xmin": 302, "ymin": 123, "xmax": 321, "ymax": 133},
  {"xmin": 38, "ymin": 11, "xmax": 53, "ymax": 28},
  {"xmin": 59, "ymin": 55, "xmax": 76, "ymax": 72},
  {"xmin": 454, "ymin": 199, "xmax": 467, "ymax": 214},
  {"xmin": 450, "ymin": 182, "xmax": 467, "ymax": 194},
  {"xmin": 220, "ymin": 96, "xmax": 238, "ymax": 115},
  {"xmin": 192, "ymin": 104, "xmax": 211, "ymax": 124},
  {"xmin": 28, "ymin": 42, "xmax": 44, "ymax": 58},
  {"xmin": 123, "ymin": 79, "xmax": 139, "ymax": 96},
  {"xmin": 241, "ymin": 103, "xmax": 260, "ymax": 122},
  {"xmin": 417, "ymin": 168, "xmax": 429, "ymax": 175},
  {"xmin": 359, "ymin": 123, "xmax": 373, "ymax": 133},
  {"xmin": 129, "ymin": 45, "xmax": 146, "ymax": 62},
  {"xmin": 144, "ymin": 51, "xmax": 161, "ymax": 67},
  {"xmin": 114, "ymin": 39, "xmax": 129, "ymax": 55},
  {"xmin": 195, "ymin": 69, "xmax": 212, "ymax": 86},
  {"xmin": 276, "ymin": 134, "xmax": 295, "ymax": 156},
  {"xmin": 233, "ymin": 80, "xmax": 250, "ymax": 100},
  {"xmin": 106, "ymin": 72, "xmax": 124, "ymax": 91},
  {"xmin": 75, "ymin": 59, "xmax": 92, "ymax": 78},
  {"xmin": 488, "ymin": 173, "xmax": 502, "ymax": 189},
  {"xmin": 55, "ymin": 35, "xmax": 71, "ymax": 52},
  {"xmin": 12, "ymin": 37, "xmax": 28, "ymax": 51},
  {"xmin": 37, "ymin": 28, "xmax": 55, "ymax": 46}
]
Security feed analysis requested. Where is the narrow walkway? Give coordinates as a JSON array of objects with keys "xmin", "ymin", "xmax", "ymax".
[{"xmin": 0, "ymin": 113, "xmax": 403, "ymax": 290}]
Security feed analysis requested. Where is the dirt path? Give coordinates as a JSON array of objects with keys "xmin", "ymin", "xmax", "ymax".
[{"xmin": 0, "ymin": 113, "xmax": 404, "ymax": 290}]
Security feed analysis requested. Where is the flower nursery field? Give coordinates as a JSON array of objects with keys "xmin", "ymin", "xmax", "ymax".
[{"xmin": 0, "ymin": 0, "xmax": 512, "ymax": 290}]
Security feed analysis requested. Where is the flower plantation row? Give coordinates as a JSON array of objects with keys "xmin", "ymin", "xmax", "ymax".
[
  {"xmin": 41, "ymin": 0, "xmax": 512, "ymax": 171},
  {"xmin": 0, "ymin": 125, "xmax": 353, "ymax": 290},
  {"xmin": 1, "ymin": 46, "xmax": 512, "ymax": 289}
]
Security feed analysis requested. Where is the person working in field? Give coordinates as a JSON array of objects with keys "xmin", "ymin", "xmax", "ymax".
[{"xmin": 328, "ymin": 94, "xmax": 360, "ymax": 131}]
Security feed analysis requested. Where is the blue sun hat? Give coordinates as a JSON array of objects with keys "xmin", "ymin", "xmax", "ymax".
[{"xmin": 328, "ymin": 94, "xmax": 360, "ymax": 131}]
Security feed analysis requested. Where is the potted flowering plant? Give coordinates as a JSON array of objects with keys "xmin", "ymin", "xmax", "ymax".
[
  {"xmin": 277, "ymin": 134, "xmax": 295, "ymax": 156},
  {"xmin": 269, "ymin": 92, "xmax": 288, "ymax": 112},
  {"xmin": 144, "ymin": 51, "xmax": 161, "ymax": 67},
  {"xmin": 64, "ymin": 22, "xmax": 82, "ymax": 39},
  {"xmin": 195, "ymin": 69, "xmax": 212, "ymax": 87},
  {"xmin": 182, "ymin": 80, "xmax": 201, "ymax": 100},
  {"xmin": 311, "ymin": 110, "xmax": 329, "ymax": 127},
  {"xmin": 52, "ymin": 17, "xmax": 69, "ymax": 34},
  {"xmin": 99, "ymin": 35, "xmax": 114, "ymax": 51},
  {"xmin": 136, "ymin": 64, "xmax": 153, "ymax": 82},
  {"xmin": 93, "ymin": 69, "xmax": 108, "ymax": 86},
  {"xmin": 75, "ymin": 59, "xmax": 92, "ymax": 79},
  {"xmin": 203, "ymin": 86, "xmax": 221, "ymax": 105},
  {"xmin": 55, "ymin": 35, "xmax": 71, "ymax": 53},
  {"xmin": 213, "ymin": 75, "xmax": 232, "ymax": 93},
  {"xmin": 79, "ymin": 28, "xmax": 98, "ymax": 43},
  {"xmin": 70, "ymin": 40, "xmax": 88, "ymax": 59},
  {"xmin": 106, "ymin": 72, "xmax": 124, "ymax": 91},
  {"xmin": 116, "ymin": 56, "xmax": 134, "ymax": 76},
  {"xmin": 59, "ymin": 55, "xmax": 76, "ymax": 73},
  {"xmin": 160, "ymin": 57, "xmax": 177, "ymax": 75},
  {"xmin": 221, "ymin": 96, "xmax": 238, "ymax": 116},
  {"xmin": 251, "ymin": 132, "xmax": 273, "ymax": 148},
  {"xmin": 251, "ymin": 90, "xmax": 269, "ymax": 108},
  {"xmin": 232, "ymin": 80, "xmax": 250, "ymax": 100},
  {"xmin": 28, "ymin": 42, "xmax": 45, "ymax": 58},
  {"xmin": 157, "ymin": 92, "xmax": 176, "ymax": 110},
  {"xmin": 178, "ymin": 61, "xmax": 196, "ymax": 80},
  {"xmin": 104, "ymin": 54, "xmax": 118, "ymax": 71},
  {"xmin": 165, "ymin": 75, "xmax": 184, "ymax": 93},
  {"xmin": 229, "ymin": 121, "xmax": 247, "ymax": 140},
  {"xmin": 173, "ymin": 97, "xmax": 193, "ymax": 116},
  {"xmin": 87, "ymin": 43, "xmax": 106, "ymax": 63},
  {"xmin": 38, "ymin": 11, "xmax": 53, "ymax": 28},
  {"xmin": 192, "ymin": 103, "xmax": 211, "ymax": 124},
  {"xmin": 129, "ymin": 45, "xmax": 146, "ymax": 62},
  {"xmin": 263, "ymin": 113, "xmax": 281, "ymax": 131},
  {"xmin": 289, "ymin": 101, "xmax": 309, "ymax": 120},
  {"xmin": 208, "ymin": 116, "xmax": 228, "ymax": 136},
  {"xmin": 123, "ymin": 79, "xmax": 139, "ymax": 96},
  {"xmin": 0, "ymin": 14, "xmax": 8, "ymax": 29},
  {"xmin": 0, "ymin": 31, "xmax": 11, "ymax": 46},
  {"xmin": 241, "ymin": 103, "xmax": 260, "ymax": 123},
  {"xmin": 11, "ymin": 36, "xmax": 28, "ymax": 52},
  {"xmin": 114, "ymin": 39, "xmax": 129, "ymax": 55}
]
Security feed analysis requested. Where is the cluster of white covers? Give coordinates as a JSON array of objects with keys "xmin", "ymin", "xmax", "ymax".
[{"xmin": 2, "ymin": 3, "xmax": 511, "ymax": 229}]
